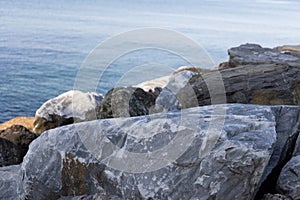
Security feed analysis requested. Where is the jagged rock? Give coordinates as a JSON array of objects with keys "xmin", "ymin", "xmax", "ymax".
[
  {"xmin": 0, "ymin": 116, "xmax": 35, "ymax": 132},
  {"xmin": 277, "ymin": 155, "xmax": 300, "ymax": 199},
  {"xmin": 33, "ymin": 90, "xmax": 103, "ymax": 134},
  {"xmin": 0, "ymin": 125, "xmax": 38, "ymax": 166},
  {"xmin": 254, "ymin": 106, "xmax": 300, "ymax": 199},
  {"xmin": 2, "ymin": 104, "xmax": 300, "ymax": 199},
  {"xmin": 185, "ymin": 51, "xmax": 300, "ymax": 107},
  {"xmin": 151, "ymin": 44, "xmax": 300, "ymax": 114},
  {"xmin": 155, "ymin": 68, "xmax": 200, "ymax": 112},
  {"xmin": 228, "ymin": 43, "xmax": 300, "ymax": 68},
  {"xmin": 96, "ymin": 87, "xmax": 159, "ymax": 119}
]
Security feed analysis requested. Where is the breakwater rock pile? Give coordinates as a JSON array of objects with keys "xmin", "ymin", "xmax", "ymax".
[{"xmin": 1, "ymin": 44, "xmax": 300, "ymax": 200}]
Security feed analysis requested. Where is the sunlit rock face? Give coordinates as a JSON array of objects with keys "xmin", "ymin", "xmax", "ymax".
[{"xmin": 33, "ymin": 90, "xmax": 103, "ymax": 134}]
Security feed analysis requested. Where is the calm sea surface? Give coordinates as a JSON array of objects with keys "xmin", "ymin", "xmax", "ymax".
[{"xmin": 1, "ymin": 0, "xmax": 300, "ymax": 122}]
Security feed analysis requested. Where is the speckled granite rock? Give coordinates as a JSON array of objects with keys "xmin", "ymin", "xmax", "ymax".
[
  {"xmin": 33, "ymin": 90, "xmax": 103, "ymax": 134},
  {"xmin": 2, "ymin": 104, "xmax": 300, "ymax": 199}
]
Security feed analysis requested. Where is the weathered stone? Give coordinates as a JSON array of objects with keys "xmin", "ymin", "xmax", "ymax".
[
  {"xmin": 255, "ymin": 106, "xmax": 300, "ymax": 198},
  {"xmin": 128, "ymin": 44, "xmax": 300, "ymax": 115},
  {"xmin": 0, "ymin": 116, "xmax": 35, "ymax": 132},
  {"xmin": 293, "ymin": 133, "xmax": 300, "ymax": 156},
  {"xmin": 33, "ymin": 90, "xmax": 103, "ymax": 134},
  {"xmin": 0, "ymin": 137, "xmax": 22, "ymax": 167},
  {"xmin": 228, "ymin": 43, "xmax": 300, "ymax": 68},
  {"xmin": 0, "ymin": 165, "xmax": 20, "ymax": 199},
  {"xmin": 155, "ymin": 68, "xmax": 200, "ymax": 112},
  {"xmin": 2, "ymin": 104, "xmax": 299, "ymax": 199},
  {"xmin": 0, "ymin": 125, "xmax": 38, "ymax": 166},
  {"xmin": 186, "ymin": 62, "xmax": 300, "ymax": 107},
  {"xmin": 97, "ymin": 87, "xmax": 159, "ymax": 119},
  {"xmin": 275, "ymin": 45, "xmax": 300, "ymax": 53},
  {"xmin": 277, "ymin": 155, "xmax": 300, "ymax": 199}
]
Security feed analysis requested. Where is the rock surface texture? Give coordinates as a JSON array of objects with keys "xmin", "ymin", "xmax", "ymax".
[
  {"xmin": 0, "ymin": 125, "xmax": 38, "ymax": 166},
  {"xmin": 277, "ymin": 156, "xmax": 300, "ymax": 199},
  {"xmin": 96, "ymin": 87, "xmax": 159, "ymax": 119},
  {"xmin": 1, "ymin": 104, "xmax": 300, "ymax": 199},
  {"xmin": 170, "ymin": 44, "xmax": 300, "ymax": 109},
  {"xmin": 33, "ymin": 90, "xmax": 103, "ymax": 134},
  {"xmin": 0, "ymin": 116, "xmax": 35, "ymax": 132},
  {"xmin": 151, "ymin": 44, "xmax": 300, "ymax": 114}
]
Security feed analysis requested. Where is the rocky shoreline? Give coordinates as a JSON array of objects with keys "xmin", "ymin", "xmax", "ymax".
[{"xmin": 1, "ymin": 44, "xmax": 300, "ymax": 199}]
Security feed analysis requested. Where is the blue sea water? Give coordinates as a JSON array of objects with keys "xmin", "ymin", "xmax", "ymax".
[{"xmin": 1, "ymin": 0, "xmax": 300, "ymax": 123}]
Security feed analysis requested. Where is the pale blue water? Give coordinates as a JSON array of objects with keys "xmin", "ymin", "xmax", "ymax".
[{"xmin": 1, "ymin": 0, "xmax": 300, "ymax": 122}]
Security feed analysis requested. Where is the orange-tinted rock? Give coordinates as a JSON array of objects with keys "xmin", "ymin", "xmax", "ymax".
[{"xmin": 0, "ymin": 117, "xmax": 35, "ymax": 133}]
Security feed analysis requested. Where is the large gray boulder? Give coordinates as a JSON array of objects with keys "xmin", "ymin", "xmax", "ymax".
[
  {"xmin": 154, "ymin": 44, "xmax": 300, "ymax": 114},
  {"xmin": 33, "ymin": 90, "xmax": 103, "ymax": 134},
  {"xmin": 1, "ymin": 104, "xmax": 300, "ymax": 199},
  {"xmin": 187, "ymin": 49, "xmax": 300, "ymax": 107}
]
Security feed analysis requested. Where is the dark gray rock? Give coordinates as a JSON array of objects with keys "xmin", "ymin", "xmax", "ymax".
[
  {"xmin": 2, "ymin": 104, "xmax": 298, "ymax": 199},
  {"xmin": 187, "ymin": 62, "xmax": 300, "ymax": 107},
  {"xmin": 0, "ymin": 125, "xmax": 38, "ymax": 166},
  {"xmin": 255, "ymin": 106, "xmax": 300, "ymax": 198},
  {"xmin": 277, "ymin": 155, "xmax": 300, "ymax": 199},
  {"xmin": 293, "ymin": 133, "xmax": 300, "ymax": 156},
  {"xmin": 0, "ymin": 137, "xmax": 23, "ymax": 167},
  {"xmin": 228, "ymin": 43, "xmax": 300, "ymax": 68},
  {"xmin": 161, "ymin": 44, "xmax": 300, "ymax": 110},
  {"xmin": 34, "ymin": 90, "xmax": 103, "ymax": 134},
  {"xmin": 97, "ymin": 87, "xmax": 159, "ymax": 119}
]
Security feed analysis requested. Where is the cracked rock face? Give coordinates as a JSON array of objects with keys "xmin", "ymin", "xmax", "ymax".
[
  {"xmin": 2, "ymin": 104, "xmax": 299, "ymax": 199},
  {"xmin": 33, "ymin": 90, "xmax": 103, "ymax": 134}
]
